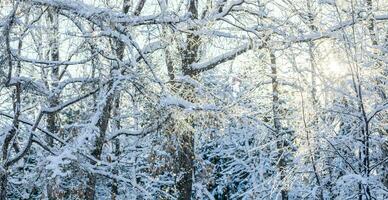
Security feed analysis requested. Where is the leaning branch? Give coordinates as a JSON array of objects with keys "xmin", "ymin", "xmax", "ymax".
[{"xmin": 0, "ymin": 112, "xmax": 65, "ymax": 144}]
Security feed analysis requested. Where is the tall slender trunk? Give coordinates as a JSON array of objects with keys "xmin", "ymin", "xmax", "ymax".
[
  {"xmin": 85, "ymin": 39, "xmax": 122, "ymax": 200},
  {"xmin": 85, "ymin": 1, "xmax": 134, "ymax": 198},
  {"xmin": 366, "ymin": 0, "xmax": 388, "ymax": 191},
  {"xmin": 307, "ymin": 44, "xmax": 324, "ymax": 200},
  {"xmin": 270, "ymin": 52, "xmax": 288, "ymax": 200},
  {"xmin": 46, "ymin": 8, "xmax": 60, "ymax": 147},
  {"xmin": 1, "ymin": 56, "xmax": 21, "ymax": 200},
  {"xmin": 1, "ymin": 32, "xmax": 22, "ymax": 200},
  {"xmin": 300, "ymin": 91, "xmax": 323, "ymax": 200},
  {"xmin": 85, "ymin": 91, "xmax": 114, "ymax": 199},
  {"xmin": 111, "ymin": 95, "xmax": 121, "ymax": 200},
  {"xmin": 110, "ymin": 1, "xmax": 130, "ymax": 198},
  {"xmin": 358, "ymin": 84, "xmax": 371, "ymax": 199},
  {"xmin": 306, "ymin": 3, "xmax": 324, "ymax": 197},
  {"xmin": 46, "ymin": 8, "xmax": 62, "ymax": 200}
]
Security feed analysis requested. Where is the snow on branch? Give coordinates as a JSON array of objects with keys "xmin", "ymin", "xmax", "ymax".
[
  {"xmin": 190, "ymin": 43, "xmax": 253, "ymax": 73},
  {"xmin": 367, "ymin": 101, "xmax": 388, "ymax": 122},
  {"xmin": 109, "ymin": 114, "xmax": 170, "ymax": 140},
  {"xmin": 13, "ymin": 53, "xmax": 95, "ymax": 67},
  {"xmin": 291, "ymin": 14, "xmax": 388, "ymax": 43},
  {"xmin": 0, "ymin": 112, "xmax": 66, "ymax": 144},
  {"xmin": 160, "ymin": 94, "xmax": 218, "ymax": 111},
  {"xmin": 42, "ymin": 83, "xmax": 104, "ymax": 114},
  {"xmin": 29, "ymin": 0, "xmax": 187, "ymax": 26}
]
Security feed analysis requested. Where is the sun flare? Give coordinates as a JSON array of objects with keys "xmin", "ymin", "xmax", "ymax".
[{"xmin": 326, "ymin": 57, "xmax": 348, "ymax": 76}]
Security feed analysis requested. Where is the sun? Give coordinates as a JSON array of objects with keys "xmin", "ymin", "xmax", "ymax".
[{"xmin": 326, "ymin": 57, "xmax": 348, "ymax": 76}]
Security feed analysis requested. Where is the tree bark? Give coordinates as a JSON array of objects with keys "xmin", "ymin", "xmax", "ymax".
[
  {"xmin": 111, "ymin": 95, "xmax": 121, "ymax": 200},
  {"xmin": 306, "ymin": 2, "xmax": 324, "ymax": 198},
  {"xmin": 173, "ymin": 0, "xmax": 199, "ymax": 199},
  {"xmin": 270, "ymin": 52, "xmax": 288, "ymax": 200},
  {"xmin": 46, "ymin": 8, "xmax": 62, "ymax": 200},
  {"xmin": 85, "ymin": 1, "xmax": 134, "ymax": 198},
  {"xmin": 1, "ymin": 34, "xmax": 22, "ymax": 200},
  {"xmin": 85, "ymin": 92, "xmax": 113, "ymax": 200},
  {"xmin": 366, "ymin": 0, "xmax": 388, "ymax": 191}
]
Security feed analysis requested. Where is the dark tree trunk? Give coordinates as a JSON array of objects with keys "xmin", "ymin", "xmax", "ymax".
[
  {"xmin": 46, "ymin": 8, "xmax": 62, "ymax": 200},
  {"xmin": 270, "ymin": 52, "xmax": 288, "ymax": 200},
  {"xmin": 111, "ymin": 95, "xmax": 121, "ymax": 200},
  {"xmin": 0, "ymin": 173, "xmax": 8, "ymax": 200},
  {"xmin": 1, "ymin": 32, "xmax": 22, "ymax": 200},
  {"xmin": 85, "ymin": 93, "xmax": 113, "ymax": 200},
  {"xmin": 85, "ymin": 0, "xmax": 135, "ymax": 198},
  {"xmin": 176, "ymin": 132, "xmax": 195, "ymax": 200},
  {"xmin": 173, "ymin": 0, "xmax": 199, "ymax": 199}
]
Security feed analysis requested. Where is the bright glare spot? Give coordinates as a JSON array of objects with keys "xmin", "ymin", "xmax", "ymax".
[{"xmin": 325, "ymin": 55, "xmax": 348, "ymax": 77}]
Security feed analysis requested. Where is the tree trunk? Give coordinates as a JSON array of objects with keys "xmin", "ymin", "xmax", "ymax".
[
  {"xmin": 1, "ymin": 35, "xmax": 22, "ymax": 200},
  {"xmin": 85, "ymin": 93, "xmax": 113, "ymax": 200},
  {"xmin": 305, "ymin": 3, "xmax": 325, "ymax": 198},
  {"xmin": 0, "ymin": 173, "xmax": 8, "ymax": 200},
  {"xmin": 270, "ymin": 52, "xmax": 288, "ymax": 200},
  {"xmin": 172, "ymin": 0, "xmax": 199, "ymax": 199},
  {"xmin": 46, "ymin": 8, "xmax": 62, "ymax": 200},
  {"xmin": 111, "ymin": 95, "xmax": 121, "ymax": 200},
  {"xmin": 366, "ymin": 0, "xmax": 388, "ymax": 191},
  {"xmin": 176, "ymin": 130, "xmax": 195, "ymax": 200},
  {"xmin": 85, "ymin": 0, "xmax": 134, "ymax": 198}
]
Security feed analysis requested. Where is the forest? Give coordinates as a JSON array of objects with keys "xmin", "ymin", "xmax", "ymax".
[{"xmin": 0, "ymin": 0, "xmax": 387, "ymax": 199}]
